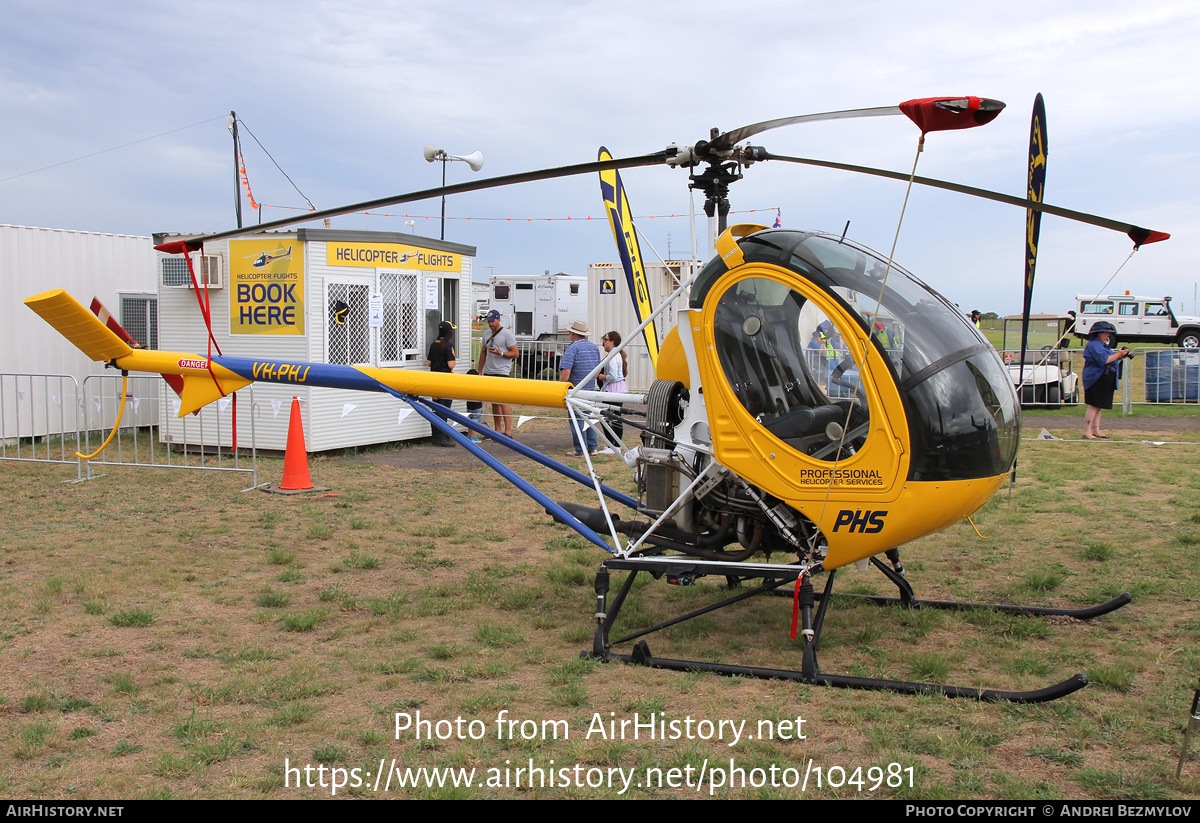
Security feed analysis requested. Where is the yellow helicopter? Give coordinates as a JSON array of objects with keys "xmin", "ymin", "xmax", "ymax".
[
  {"xmin": 25, "ymin": 95, "xmax": 1168, "ymax": 702},
  {"xmin": 244, "ymin": 244, "xmax": 293, "ymax": 269}
]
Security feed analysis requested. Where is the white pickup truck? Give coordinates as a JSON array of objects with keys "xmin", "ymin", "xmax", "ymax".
[{"xmin": 1072, "ymin": 294, "xmax": 1200, "ymax": 348}]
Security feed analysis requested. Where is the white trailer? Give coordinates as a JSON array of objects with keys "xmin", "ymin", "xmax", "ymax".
[{"xmin": 489, "ymin": 273, "xmax": 586, "ymax": 340}]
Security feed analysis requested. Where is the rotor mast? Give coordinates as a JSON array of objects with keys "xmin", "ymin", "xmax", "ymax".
[{"xmin": 685, "ymin": 128, "xmax": 744, "ymax": 258}]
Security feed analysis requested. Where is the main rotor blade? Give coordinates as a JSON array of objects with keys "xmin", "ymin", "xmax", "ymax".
[
  {"xmin": 188, "ymin": 151, "xmax": 670, "ymax": 246},
  {"xmin": 765, "ymin": 153, "xmax": 1170, "ymax": 247},
  {"xmin": 709, "ymin": 107, "xmax": 903, "ymax": 153},
  {"xmin": 708, "ymin": 98, "xmax": 1005, "ymax": 153}
]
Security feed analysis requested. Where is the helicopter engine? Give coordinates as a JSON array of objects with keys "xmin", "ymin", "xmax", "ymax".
[{"xmin": 623, "ymin": 376, "xmax": 826, "ymax": 565}]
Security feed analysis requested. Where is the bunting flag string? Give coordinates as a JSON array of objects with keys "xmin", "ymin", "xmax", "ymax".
[
  {"xmin": 237, "ymin": 147, "xmax": 260, "ymax": 211},
  {"xmin": 237, "ymin": 152, "xmax": 777, "ymax": 225},
  {"xmin": 239, "ymin": 199, "xmax": 780, "ymax": 224}
]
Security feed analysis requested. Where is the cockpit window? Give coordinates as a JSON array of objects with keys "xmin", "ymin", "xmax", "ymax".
[
  {"xmin": 790, "ymin": 233, "xmax": 1019, "ymax": 480},
  {"xmin": 713, "ymin": 276, "xmax": 870, "ymax": 462},
  {"xmin": 791, "ymin": 236, "xmax": 985, "ymax": 379},
  {"xmin": 699, "ymin": 228, "xmax": 1019, "ymax": 481}
]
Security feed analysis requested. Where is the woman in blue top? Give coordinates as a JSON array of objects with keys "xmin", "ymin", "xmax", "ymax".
[{"xmin": 1082, "ymin": 321, "xmax": 1131, "ymax": 440}]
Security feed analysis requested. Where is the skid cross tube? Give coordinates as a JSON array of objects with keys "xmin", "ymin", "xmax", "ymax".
[
  {"xmin": 587, "ymin": 558, "xmax": 805, "ymax": 658},
  {"xmin": 608, "ymin": 573, "xmax": 794, "ymax": 649},
  {"xmin": 585, "ymin": 555, "xmax": 1096, "ymax": 703}
]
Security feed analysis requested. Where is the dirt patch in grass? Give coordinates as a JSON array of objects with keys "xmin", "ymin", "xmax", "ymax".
[
  {"xmin": 1031, "ymin": 415, "xmax": 1200, "ymax": 433},
  {"xmin": 346, "ymin": 408, "xmax": 601, "ymax": 472}
]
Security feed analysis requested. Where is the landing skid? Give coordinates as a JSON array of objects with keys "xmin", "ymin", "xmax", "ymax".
[
  {"xmin": 803, "ymin": 556, "xmax": 1133, "ymax": 620},
  {"xmin": 583, "ymin": 555, "xmax": 1131, "ymax": 703}
]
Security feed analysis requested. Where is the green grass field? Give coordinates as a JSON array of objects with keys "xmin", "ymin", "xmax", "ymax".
[{"xmin": 1, "ymin": 421, "xmax": 1200, "ymax": 799}]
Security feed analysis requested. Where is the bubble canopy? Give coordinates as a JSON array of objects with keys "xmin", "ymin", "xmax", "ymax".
[{"xmin": 691, "ymin": 229, "xmax": 1020, "ymax": 482}]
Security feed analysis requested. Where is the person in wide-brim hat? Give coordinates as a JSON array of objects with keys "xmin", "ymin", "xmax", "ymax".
[
  {"xmin": 561, "ymin": 319, "xmax": 600, "ymax": 455},
  {"xmin": 1081, "ymin": 320, "xmax": 1130, "ymax": 439}
]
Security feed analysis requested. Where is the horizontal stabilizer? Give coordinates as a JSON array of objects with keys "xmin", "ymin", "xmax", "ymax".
[
  {"xmin": 177, "ymin": 373, "xmax": 252, "ymax": 417},
  {"xmin": 24, "ymin": 289, "xmax": 134, "ymax": 362}
]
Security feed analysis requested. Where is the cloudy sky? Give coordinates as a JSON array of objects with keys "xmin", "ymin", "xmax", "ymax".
[{"xmin": 2, "ymin": 0, "xmax": 1196, "ymax": 316}]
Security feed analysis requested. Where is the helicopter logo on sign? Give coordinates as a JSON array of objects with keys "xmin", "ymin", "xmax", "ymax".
[{"xmin": 245, "ymin": 245, "xmax": 293, "ymax": 269}]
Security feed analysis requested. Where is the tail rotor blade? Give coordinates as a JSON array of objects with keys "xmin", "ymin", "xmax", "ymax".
[
  {"xmin": 89, "ymin": 296, "xmax": 187, "ymax": 399},
  {"xmin": 88, "ymin": 297, "xmax": 141, "ymax": 349}
]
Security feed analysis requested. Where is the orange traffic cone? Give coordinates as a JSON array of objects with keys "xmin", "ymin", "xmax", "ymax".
[{"xmin": 278, "ymin": 397, "xmax": 314, "ymax": 491}]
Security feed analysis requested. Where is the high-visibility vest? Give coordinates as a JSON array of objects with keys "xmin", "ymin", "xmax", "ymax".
[{"xmin": 822, "ymin": 335, "xmax": 839, "ymax": 362}]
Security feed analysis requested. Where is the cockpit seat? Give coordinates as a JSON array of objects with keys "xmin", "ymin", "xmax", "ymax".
[{"xmin": 765, "ymin": 403, "xmax": 843, "ymax": 440}]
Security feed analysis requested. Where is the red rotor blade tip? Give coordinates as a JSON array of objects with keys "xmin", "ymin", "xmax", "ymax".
[
  {"xmin": 1128, "ymin": 228, "xmax": 1171, "ymax": 248},
  {"xmin": 154, "ymin": 240, "xmax": 202, "ymax": 255},
  {"xmin": 900, "ymin": 97, "xmax": 1005, "ymax": 133}
]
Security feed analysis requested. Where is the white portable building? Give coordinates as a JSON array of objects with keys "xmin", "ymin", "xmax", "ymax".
[
  {"xmin": 587, "ymin": 260, "xmax": 697, "ymax": 392},
  {"xmin": 154, "ymin": 228, "xmax": 474, "ymax": 452},
  {"xmin": 0, "ymin": 224, "xmax": 159, "ymax": 439}
]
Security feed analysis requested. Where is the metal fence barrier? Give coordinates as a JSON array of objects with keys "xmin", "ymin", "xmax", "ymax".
[
  {"xmin": 0, "ymin": 373, "xmax": 84, "ymax": 475},
  {"xmin": 991, "ymin": 346, "xmax": 1200, "ymax": 412},
  {"xmin": 80, "ymin": 374, "xmax": 259, "ymax": 488},
  {"xmin": 468, "ymin": 336, "xmax": 570, "ymax": 382},
  {"xmin": 514, "ymin": 339, "xmax": 571, "ymax": 381},
  {"xmin": 1123, "ymin": 348, "xmax": 1200, "ymax": 413},
  {"xmin": 804, "ymin": 348, "xmax": 862, "ymax": 399},
  {"xmin": 0, "ymin": 372, "xmax": 258, "ymax": 488},
  {"xmin": 465, "ymin": 339, "xmax": 1200, "ymax": 417}
]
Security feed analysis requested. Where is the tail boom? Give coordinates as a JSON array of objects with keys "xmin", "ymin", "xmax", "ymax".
[{"xmin": 26, "ymin": 289, "xmax": 569, "ymax": 416}]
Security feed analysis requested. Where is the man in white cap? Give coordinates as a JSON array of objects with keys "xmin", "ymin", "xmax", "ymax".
[{"xmin": 559, "ymin": 319, "xmax": 600, "ymax": 455}]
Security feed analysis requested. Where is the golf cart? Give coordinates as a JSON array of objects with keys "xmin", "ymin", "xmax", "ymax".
[{"xmin": 1001, "ymin": 313, "xmax": 1079, "ymax": 408}]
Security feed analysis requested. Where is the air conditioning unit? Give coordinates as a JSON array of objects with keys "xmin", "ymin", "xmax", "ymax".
[{"xmin": 161, "ymin": 254, "xmax": 223, "ymax": 289}]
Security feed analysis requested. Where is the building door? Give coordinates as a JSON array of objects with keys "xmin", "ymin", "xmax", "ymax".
[
  {"xmin": 326, "ymin": 281, "xmax": 372, "ymax": 365},
  {"xmin": 422, "ymin": 276, "xmax": 460, "ymax": 356}
]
